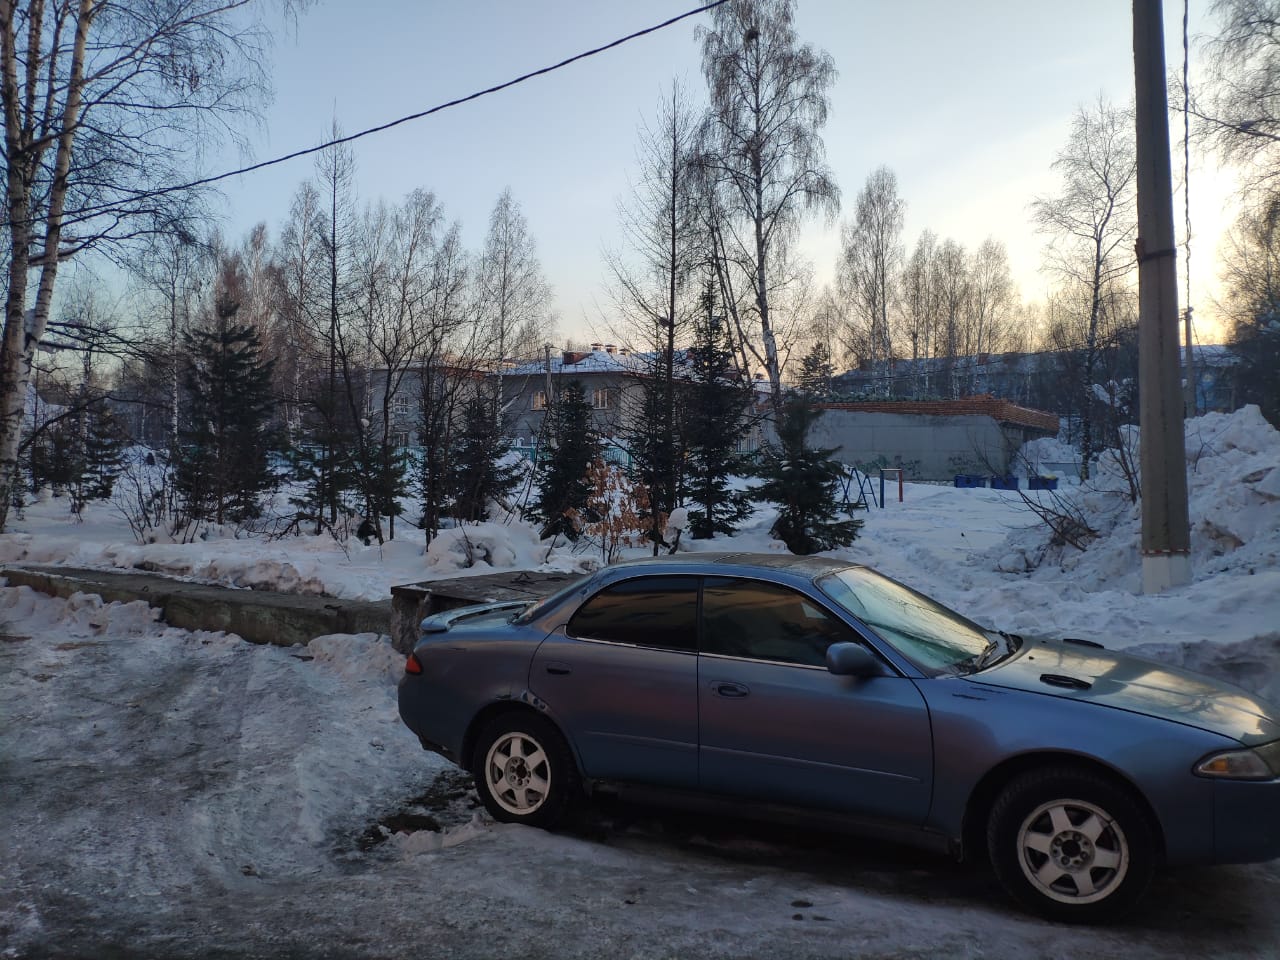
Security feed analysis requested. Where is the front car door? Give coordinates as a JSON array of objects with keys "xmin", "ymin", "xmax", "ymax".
[
  {"xmin": 697, "ymin": 576, "xmax": 934, "ymax": 824},
  {"xmin": 530, "ymin": 575, "xmax": 700, "ymax": 789}
]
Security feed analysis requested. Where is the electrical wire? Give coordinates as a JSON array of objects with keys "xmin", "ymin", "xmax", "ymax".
[
  {"xmin": 1183, "ymin": 0, "xmax": 1193, "ymax": 317},
  {"xmin": 1183, "ymin": 0, "xmax": 1198, "ymax": 412},
  {"xmin": 17, "ymin": 1, "xmax": 727, "ymax": 231}
]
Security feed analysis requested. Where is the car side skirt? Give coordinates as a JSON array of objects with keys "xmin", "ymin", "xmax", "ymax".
[{"xmin": 587, "ymin": 779, "xmax": 959, "ymax": 858}]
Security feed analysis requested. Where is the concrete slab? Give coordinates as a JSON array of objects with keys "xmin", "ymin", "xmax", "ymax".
[{"xmin": 0, "ymin": 565, "xmax": 390, "ymax": 647}]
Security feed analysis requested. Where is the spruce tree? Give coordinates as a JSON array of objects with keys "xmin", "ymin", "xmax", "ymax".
[
  {"xmin": 1230, "ymin": 304, "xmax": 1280, "ymax": 426},
  {"xmin": 797, "ymin": 341, "xmax": 834, "ymax": 399},
  {"xmin": 30, "ymin": 421, "xmax": 78, "ymax": 494},
  {"xmin": 624, "ymin": 357, "xmax": 684, "ymax": 552},
  {"xmin": 531, "ymin": 381, "xmax": 600, "ymax": 541},
  {"xmin": 74, "ymin": 401, "xmax": 128, "ymax": 508},
  {"xmin": 362, "ymin": 439, "xmax": 412, "ymax": 541},
  {"xmin": 174, "ymin": 304, "xmax": 279, "ymax": 526},
  {"xmin": 286, "ymin": 379, "xmax": 361, "ymax": 537},
  {"xmin": 448, "ymin": 395, "xmax": 523, "ymax": 522},
  {"xmin": 754, "ymin": 396, "xmax": 862, "ymax": 555},
  {"xmin": 685, "ymin": 312, "xmax": 754, "ymax": 539},
  {"xmin": 29, "ymin": 398, "xmax": 127, "ymax": 511}
]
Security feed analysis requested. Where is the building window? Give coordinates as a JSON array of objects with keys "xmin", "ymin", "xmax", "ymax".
[
  {"xmin": 532, "ymin": 391, "xmax": 548, "ymax": 410},
  {"xmin": 592, "ymin": 388, "xmax": 611, "ymax": 410},
  {"xmin": 392, "ymin": 395, "xmax": 410, "ymax": 418},
  {"xmin": 391, "ymin": 431, "xmax": 409, "ymax": 448}
]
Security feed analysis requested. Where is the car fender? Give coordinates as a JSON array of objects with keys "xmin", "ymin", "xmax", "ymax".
[{"xmin": 921, "ymin": 677, "xmax": 1239, "ymax": 864}]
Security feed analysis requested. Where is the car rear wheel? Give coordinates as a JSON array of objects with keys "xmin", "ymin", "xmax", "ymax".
[
  {"xmin": 473, "ymin": 712, "xmax": 578, "ymax": 829},
  {"xmin": 987, "ymin": 766, "xmax": 1156, "ymax": 922}
]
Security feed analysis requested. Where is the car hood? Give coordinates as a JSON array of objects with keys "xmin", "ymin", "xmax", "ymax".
[{"xmin": 972, "ymin": 637, "xmax": 1280, "ymax": 745}]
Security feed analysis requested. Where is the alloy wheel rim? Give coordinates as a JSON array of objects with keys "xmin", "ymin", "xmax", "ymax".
[
  {"xmin": 1016, "ymin": 797, "xmax": 1130, "ymax": 905},
  {"xmin": 484, "ymin": 732, "xmax": 551, "ymax": 816}
]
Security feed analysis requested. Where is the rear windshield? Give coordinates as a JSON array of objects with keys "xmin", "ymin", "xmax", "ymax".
[{"xmin": 510, "ymin": 574, "xmax": 591, "ymax": 625}]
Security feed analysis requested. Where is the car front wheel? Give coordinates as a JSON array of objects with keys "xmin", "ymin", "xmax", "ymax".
[
  {"xmin": 987, "ymin": 766, "xmax": 1156, "ymax": 922},
  {"xmin": 473, "ymin": 712, "xmax": 578, "ymax": 829}
]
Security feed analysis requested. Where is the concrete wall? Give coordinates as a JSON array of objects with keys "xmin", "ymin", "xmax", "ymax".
[{"xmin": 807, "ymin": 411, "xmax": 1023, "ymax": 480}]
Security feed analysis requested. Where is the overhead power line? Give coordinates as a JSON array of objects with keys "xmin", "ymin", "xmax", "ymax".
[{"xmin": 30, "ymin": 1, "xmax": 727, "ymax": 231}]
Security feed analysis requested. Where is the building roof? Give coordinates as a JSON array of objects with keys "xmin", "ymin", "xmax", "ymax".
[{"xmin": 818, "ymin": 396, "xmax": 1060, "ymax": 434}]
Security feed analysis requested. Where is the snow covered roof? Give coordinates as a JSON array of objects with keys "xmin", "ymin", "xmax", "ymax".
[{"xmin": 504, "ymin": 347, "xmax": 691, "ymax": 378}]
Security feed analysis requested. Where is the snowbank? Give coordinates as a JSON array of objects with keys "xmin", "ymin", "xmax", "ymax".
[{"xmin": 997, "ymin": 405, "xmax": 1280, "ymax": 589}]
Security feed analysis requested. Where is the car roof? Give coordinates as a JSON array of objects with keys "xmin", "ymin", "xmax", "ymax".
[{"xmin": 612, "ymin": 551, "xmax": 862, "ymax": 582}]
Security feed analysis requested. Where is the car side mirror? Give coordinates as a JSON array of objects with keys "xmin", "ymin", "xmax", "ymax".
[{"xmin": 826, "ymin": 642, "xmax": 883, "ymax": 678}]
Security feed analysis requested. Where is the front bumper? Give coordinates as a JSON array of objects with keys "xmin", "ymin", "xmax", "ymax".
[{"xmin": 1213, "ymin": 777, "xmax": 1280, "ymax": 863}]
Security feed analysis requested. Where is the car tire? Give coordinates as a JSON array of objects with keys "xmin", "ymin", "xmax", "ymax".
[
  {"xmin": 472, "ymin": 712, "xmax": 579, "ymax": 829},
  {"xmin": 987, "ymin": 766, "xmax": 1156, "ymax": 923}
]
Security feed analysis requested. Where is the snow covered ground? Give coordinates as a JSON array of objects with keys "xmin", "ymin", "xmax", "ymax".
[{"xmin": 2, "ymin": 407, "xmax": 1279, "ymax": 958}]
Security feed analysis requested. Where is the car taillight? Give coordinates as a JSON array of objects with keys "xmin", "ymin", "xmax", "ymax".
[{"xmin": 404, "ymin": 652, "xmax": 423, "ymax": 675}]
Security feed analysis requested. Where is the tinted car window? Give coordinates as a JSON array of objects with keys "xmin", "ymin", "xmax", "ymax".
[
  {"xmin": 567, "ymin": 576, "xmax": 699, "ymax": 651},
  {"xmin": 702, "ymin": 577, "xmax": 854, "ymax": 667}
]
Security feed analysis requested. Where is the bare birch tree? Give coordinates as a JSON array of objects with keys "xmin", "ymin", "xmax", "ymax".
[
  {"xmin": 478, "ymin": 188, "xmax": 554, "ymax": 400},
  {"xmin": 1033, "ymin": 98, "xmax": 1137, "ymax": 478},
  {"xmin": 418, "ymin": 221, "xmax": 477, "ymax": 544},
  {"xmin": 934, "ymin": 238, "xmax": 970, "ymax": 398},
  {"xmin": 275, "ymin": 182, "xmax": 325, "ymax": 444},
  {"xmin": 344, "ymin": 189, "xmax": 445, "ymax": 541},
  {"xmin": 1189, "ymin": 0, "xmax": 1280, "ymax": 187},
  {"xmin": 837, "ymin": 166, "xmax": 904, "ymax": 385},
  {"xmin": 963, "ymin": 237, "xmax": 1015, "ymax": 389},
  {"xmin": 606, "ymin": 81, "xmax": 701, "ymax": 549},
  {"xmin": 697, "ymin": 0, "xmax": 839, "ymax": 411},
  {"xmin": 0, "ymin": 0, "xmax": 285, "ymax": 531},
  {"xmin": 899, "ymin": 230, "xmax": 941, "ymax": 396}
]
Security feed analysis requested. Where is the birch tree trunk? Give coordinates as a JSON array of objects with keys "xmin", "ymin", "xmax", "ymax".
[
  {"xmin": 0, "ymin": 0, "xmax": 94, "ymax": 530},
  {"xmin": 0, "ymin": 0, "xmax": 275, "ymax": 533}
]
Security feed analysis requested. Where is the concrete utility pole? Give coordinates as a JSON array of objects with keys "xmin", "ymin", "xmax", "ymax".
[{"xmin": 1133, "ymin": 0, "xmax": 1192, "ymax": 593}]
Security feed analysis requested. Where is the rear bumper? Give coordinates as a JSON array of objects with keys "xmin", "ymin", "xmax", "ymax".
[{"xmin": 397, "ymin": 675, "xmax": 459, "ymax": 765}]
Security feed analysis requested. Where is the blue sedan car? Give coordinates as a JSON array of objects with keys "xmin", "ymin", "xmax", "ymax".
[{"xmin": 397, "ymin": 553, "xmax": 1280, "ymax": 921}]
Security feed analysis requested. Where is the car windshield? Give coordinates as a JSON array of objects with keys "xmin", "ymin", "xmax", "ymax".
[{"xmin": 817, "ymin": 567, "xmax": 996, "ymax": 676}]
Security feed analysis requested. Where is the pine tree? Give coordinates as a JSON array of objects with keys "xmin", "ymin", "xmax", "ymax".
[
  {"xmin": 448, "ymin": 396, "xmax": 524, "ymax": 522},
  {"xmin": 531, "ymin": 381, "xmax": 601, "ymax": 541},
  {"xmin": 173, "ymin": 300, "xmax": 279, "ymax": 526},
  {"xmin": 685, "ymin": 310, "xmax": 754, "ymax": 539},
  {"xmin": 754, "ymin": 396, "xmax": 862, "ymax": 555}
]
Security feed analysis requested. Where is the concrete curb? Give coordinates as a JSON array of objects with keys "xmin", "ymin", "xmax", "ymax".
[{"xmin": 0, "ymin": 564, "xmax": 391, "ymax": 647}]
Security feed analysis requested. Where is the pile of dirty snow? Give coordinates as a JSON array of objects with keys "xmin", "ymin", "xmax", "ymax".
[{"xmin": 995, "ymin": 405, "xmax": 1280, "ymax": 590}]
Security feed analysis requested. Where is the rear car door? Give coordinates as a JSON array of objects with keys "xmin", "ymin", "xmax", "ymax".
[
  {"xmin": 697, "ymin": 576, "xmax": 934, "ymax": 824},
  {"xmin": 529, "ymin": 575, "xmax": 700, "ymax": 789}
]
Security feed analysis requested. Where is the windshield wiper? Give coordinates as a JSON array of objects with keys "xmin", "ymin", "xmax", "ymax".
[
  {"xmin": 958, "ymin": 637, "xmax": 1000, "ymax": 675},
  {"xmin": 962, "ymin": 631, "xmax": 1018, "ymax": 674}
]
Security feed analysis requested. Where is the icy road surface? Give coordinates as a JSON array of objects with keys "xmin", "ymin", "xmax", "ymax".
[{"xmin": 3, "ymin": 587, "xmax": 1279, "ymax": 960}]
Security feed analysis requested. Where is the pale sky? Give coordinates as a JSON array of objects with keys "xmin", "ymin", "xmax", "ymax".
[{"xmin": 211, "ymin": 0, "xmax": 1237, "ymax": 346}]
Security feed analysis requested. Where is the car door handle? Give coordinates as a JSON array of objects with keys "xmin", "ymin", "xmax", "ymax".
[
  {"xmin": 712, "ymin": 681, "xmax": 750, "ymax": 698},
  {"xmin": 545, "ymin": 661, "xmax": 572, "ymax": 676}
]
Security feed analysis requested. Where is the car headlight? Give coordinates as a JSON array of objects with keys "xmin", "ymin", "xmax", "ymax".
[{"xmin": 1195, "ymin": 739, "xmax": 1280, "ymax": 781}]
